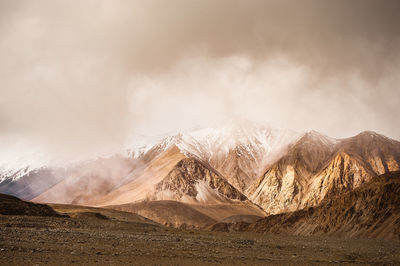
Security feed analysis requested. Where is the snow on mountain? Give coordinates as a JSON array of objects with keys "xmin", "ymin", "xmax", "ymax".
[
  {"xmin": 0, "ymin": 158, "xmax": 50, "ymax": 183},
  {"xmin": 178, "ymin": 121, "xmax": 299, "ymax": 160},
  {"xmin": 140, "ymin": 121, "xmax": 302, "ymax": 192},
  {"xmin": 2, "ymin": 121, "xmax": 301, "ymax": 203},
  {"xmin": 0, "ymin": 166, "xmax": 33, "ymax": 183}
]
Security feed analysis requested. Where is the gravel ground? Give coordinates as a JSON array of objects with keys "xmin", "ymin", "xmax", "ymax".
[{"xmin": 1, "ymin": 214, "xmax": 400, "ymax": 265}]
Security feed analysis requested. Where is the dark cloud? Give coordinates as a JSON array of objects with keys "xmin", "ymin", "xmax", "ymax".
[{"xmin": 0, "ymin": 0, "xmax": 399, "ymax": 165}]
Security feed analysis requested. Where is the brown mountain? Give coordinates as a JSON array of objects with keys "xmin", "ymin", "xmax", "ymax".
[
  {"xmin": 91, "ymin": 146, "xmax": 187, "ymax": 206},
  {"xmin": 244, "ymin": 171, "xmax": 400, "ymax": 240},
  {"xmin": 176, "ymin": 124, "xmax": 300, "ymax": 194},
  {"xmin": 33, "ymin": 145, "xmax": 264, "ymax": 228},
  {"xmin": 93, "ymin": 146, "xmax": 251, "ymax": 206},
  {"xmin": 153, "ymin": 158, "xmax": 247, "ymax": 203},
  {"xmin": 206, "ymin": 145, "xmax": 262, "ymax": 193},
  {"xmin": 22, "ymin": 127, "xmax": 400, "ymax": 231},
  {"xmin": 247, "ymin": 131, "xmax": 400, "ymax": 214}
]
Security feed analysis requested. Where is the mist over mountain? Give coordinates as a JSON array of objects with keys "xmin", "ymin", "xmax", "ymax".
[
  {"xmin": 1, "ymin": 0, "xmax": 400, "ymax": 170},
  {"xmin": 2, "ymin": 121, "xmax": 399, "ymax": 232}
]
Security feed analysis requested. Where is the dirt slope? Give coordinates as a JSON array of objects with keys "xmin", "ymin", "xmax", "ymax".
[
  {"xmin": 188, "ymin": 203, "xmax": 265, "ymax": 222},
  {"xmin": 49, "ymin": 203, "xmax": 159, "ymax": 225},
  {"xmin": 106, "ymin": 200, "xmax": 217, "ymax": 228}
]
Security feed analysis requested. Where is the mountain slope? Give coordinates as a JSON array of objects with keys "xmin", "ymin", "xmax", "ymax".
[
  {"xmin": 92, "ymin": 146, "xmax": 187, "ymax": 206},
  {"xmin": 33, "ymin": 155, "xmax": 139, "ymax": 205},
  {"xmin": 245, "ymin": 171, "xmax": 400, "ymax": 240},
  {"xmin": 174, "ymin": 123, "xmax": 300, "ymax": 192},
  {"xmin": 0, "ymin": 168, "xmax": 67, "ymax": 200},
  {"xmin": 101, "ymin": 156, "xmax": 265, "ymax": 228},
  {"xmin": 153, "ymin": 158, "xmax": 247, "ymax": 203},
  {"xmin": 306, "ymin": 151, "xmax": 376, "ymax": 206},
  {"xmin": 339, "ymin": 131, "xmax": 400, "ymax": 174},
  {"xmin": 247, "ymin": 131, "xmax": 400, "ymax": 214},
  {"xmin": 3, "ymin": 122, "xmax": 299, "ymax": 206},
  {"xmin": 6, "ymin": 123, "xmax": 400, "ymax": 221},
  {"xmin": 247, "ymin": 131, "xmax": 339, "ymax": 213},
  {"xmin": 95, "ymin": 150, "xmax": 250, "ymax": 206},
  {"xmin": 0, "ymin": 193, "xmax": 63, "ymax": 217},
  {"xmin": 1, "ymin": 135, "xmax": 174, "ymax": 203}
]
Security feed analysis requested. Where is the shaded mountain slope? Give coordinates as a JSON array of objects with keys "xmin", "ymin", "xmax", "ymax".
[
  {"xmin": 213, "ymin": 171, "xmax": 400, "ymax": 240},
  {"xmin": 0, "ymin": 193, "xmax": 63, "ymax": 217},
  {"xmin": 0, "ymin": 168, "xmax": 67, "ymax": 200}
]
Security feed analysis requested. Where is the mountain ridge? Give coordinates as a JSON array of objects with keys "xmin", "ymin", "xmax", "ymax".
[
  {"xmin": 248, "ymin": 130, "xmax": 400, "ymax": 214},
  {"xmin": 1, "ymin": 123, "xmax": 400, "ymax": 225},
  {"xmin": 210, "ymin": 171, "xmax": 400, "ymax": 240}
]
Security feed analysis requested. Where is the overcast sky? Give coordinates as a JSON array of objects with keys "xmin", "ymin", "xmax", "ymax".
[{"xmin": 1, "ymin": 0, "xmax": 400, "ymax": 165}]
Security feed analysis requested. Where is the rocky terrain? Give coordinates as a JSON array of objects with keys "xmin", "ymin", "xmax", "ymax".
[
  {"xmin": 248, "ymin": 131, "xmax": 400, "ymax": 214},
  {"xmin": 210, "ymin": 171, "xmax": 400, "ymax": 240},
  {"xmin": 153, "ymin": 158, "xmax": 247, "ymax": 203},
  {"xmin": 1, "ymin": 196, "xmax": 400, "ymax": 265}
]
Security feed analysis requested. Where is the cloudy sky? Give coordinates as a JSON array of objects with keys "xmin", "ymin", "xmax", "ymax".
[{"xmin": 1, "ymin": 0, "xmax": 399, "ymax": 165}]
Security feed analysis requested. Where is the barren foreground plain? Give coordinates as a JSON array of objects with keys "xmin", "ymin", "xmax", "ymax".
[{"xmin": 1, "ymin": 204, "xmax": 400, "ymax": 265}]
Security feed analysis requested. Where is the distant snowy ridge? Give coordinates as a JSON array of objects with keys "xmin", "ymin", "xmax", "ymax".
[{"xmin": 1, "ymin": 121, "xmax": 301, "ymax": 184}]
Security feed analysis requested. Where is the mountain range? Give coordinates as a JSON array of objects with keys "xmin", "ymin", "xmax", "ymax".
[{"xmin": 1, "ymin": 122, "xmax": 399, "ymax": 231}]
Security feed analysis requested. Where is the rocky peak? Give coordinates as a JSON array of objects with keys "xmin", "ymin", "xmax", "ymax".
[
  {"xmin": 339, "ymin": 131, "xmax": 400, "ymax": 175},
  {"xmin": 154, "ymin": 158, "xmax": 248, "ymax": 203},
  {"xmin": 277, "ymin": 131, "xmax": 337, "ymax": 176},
  {"xmin": 307, "ymin": 151, "xmax": 375, "ymax": 204}
]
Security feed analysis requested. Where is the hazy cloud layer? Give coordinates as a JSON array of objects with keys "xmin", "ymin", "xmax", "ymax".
[{"xmin": 0, "ymin": 0, "xmax": 399, "ymax": 165}]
